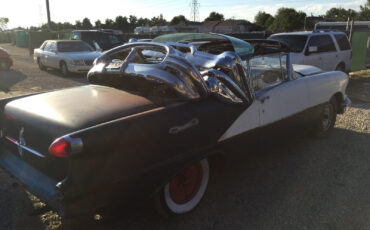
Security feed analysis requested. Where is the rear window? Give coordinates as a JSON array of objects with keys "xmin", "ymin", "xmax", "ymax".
[
  {"xmin": 307, "ymin": 35, "xmax": 336, "ymax": 53},
  {"xmin": 334, "ymin": 34, "xmax": 351, "ymax": 50},
  {"xmin": 268, "ymin": 35, "xmax": 308, "ymax": 53}
]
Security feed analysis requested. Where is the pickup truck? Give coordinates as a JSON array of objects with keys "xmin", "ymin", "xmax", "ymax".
[
  {"xmin": 33, "ymin": 40, "xmax": 101, "ymax": 77},
  {"xmin": 0, "ymin": 33, "xmax": 350, "ymax": 229}
]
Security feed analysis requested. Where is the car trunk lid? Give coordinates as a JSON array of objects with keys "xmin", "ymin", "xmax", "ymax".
[{"xmin": 2, "ymin": 85, "xmax": 161, "ymax": 180}]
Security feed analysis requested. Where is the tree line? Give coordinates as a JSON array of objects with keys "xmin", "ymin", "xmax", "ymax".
[
  {"xmin": 255, "ymin": 0, "xmax": 370, "ymax": 31},
  {"xmin": 1, "ymin": 1, "xmax": 369, "ymax": 33}
]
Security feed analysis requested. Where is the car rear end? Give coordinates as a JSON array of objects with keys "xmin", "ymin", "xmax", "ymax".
[
  {"xmin": 332, "ymin": 33, "xmax": 352, "ymax": 72},
  {"xmin": 0, "ymin": 85, "xmax": 161, "ymax": 221}
]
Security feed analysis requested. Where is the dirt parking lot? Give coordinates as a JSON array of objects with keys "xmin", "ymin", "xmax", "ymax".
[{"xmin": 0, "ymin": 43, "xmax": 369, "ymax": 230}]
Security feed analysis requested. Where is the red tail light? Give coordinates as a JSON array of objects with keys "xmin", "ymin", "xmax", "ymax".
[{"xmin": 48, "ymin": 136, "xmax": 83, "ymax": 158}]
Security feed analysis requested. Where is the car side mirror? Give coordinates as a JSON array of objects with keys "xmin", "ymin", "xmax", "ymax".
[
  {"xmin": 93, "ymin": 41, "xmax": 103, "ymax": 52},
  {"xmin": 50, "ymin": 49, "xmax": 57, "ymax": 53},
  {"xmin": 306, "ymin": 46, "xmax": 318, "ymax": 55}
]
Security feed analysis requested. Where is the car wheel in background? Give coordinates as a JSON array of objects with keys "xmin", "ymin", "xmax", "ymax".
[
  {"xmin": 313, "ymin": 97, "xmax": 337, "ymax": 138},
  {"xmin": 37, "ymin": 58, "xmax": 46, "ymax": 70},
  {"xmin": 335, "ymin": 63, "xmax": 345, "ymax": 72},
  {"xmin": 154, "ymin": 158, "xmax": 210, "ymax": 217},
  {"xmin": 60, "ymin": 62, "xmax": 69, "ymax": 77},
  {"xmin": 0, "ymin": 59, "xmax": 10, "ymax": 70}
]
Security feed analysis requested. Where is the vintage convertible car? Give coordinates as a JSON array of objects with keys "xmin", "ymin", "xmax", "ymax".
[{"xmin": 0, "ymin": 33, "xmax": 350, "ymax": 229}]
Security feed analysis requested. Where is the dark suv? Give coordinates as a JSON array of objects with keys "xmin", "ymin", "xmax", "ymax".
[{"xmin": 71, "ymin": 30, "xmax": 123, "ymax": 51}]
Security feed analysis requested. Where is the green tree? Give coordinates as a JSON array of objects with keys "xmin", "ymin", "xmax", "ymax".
[
  {"xmin": 271, "ymin": 8, "xmax": 306, "ymax": 31},
  {"xmin": 150, "ymin": 14, "xmax": 167, "ymax": 26},
  {"xmin": 325, "ymin": 7, "xmax": 357, "ymax": 21},
  {"xmin": 128, "ymin": 15, "xmax": 138, "ymax": 32},
  {"xmin": 75, "ymin": 20, "xmax": 82, "ymax": 29},
  {"xmin": 0, "ymin": 17, "xmax": 9, "ymax": 31},
  {"xmin": 103, "ymin": 19, "xmax": 114, "ymax": 29},
  {"xmin": 95, "ymin": 20, "xmax": 102, "ymax": 29},
  {"xmin": 115, "ymin": 16, "xmax": 129, "ymax": 32},
  {"xmin": 205, "ymin": 12, "xmax": 224, "ymax": 21},
  {"xmin": 82, "ymin": 18, "xmax": 93, "ymax": 29},
  {"xmin": 254, "ymin": 11, "xmax": 274, "ymax": 29},
  {"xmin": 170, "ymin": 15, "xmax": 187, "ymax": 25},
  {"xmin": 137, "ymin": 17, "xmax": 151, "ymax": 26},
  {"xmin": 358, "ymin": 0, "xmax": 370, "ymax": 20}
]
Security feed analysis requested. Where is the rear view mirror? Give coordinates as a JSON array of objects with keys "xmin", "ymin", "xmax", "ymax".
[{"xmin": 50, "ymin": 49, "xmax": 57, "ymax": 53}]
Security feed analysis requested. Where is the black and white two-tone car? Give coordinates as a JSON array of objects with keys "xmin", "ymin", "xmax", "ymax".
[{"xmin": 0, "ymin": 33, "xmax": 350, "ymax": 229}]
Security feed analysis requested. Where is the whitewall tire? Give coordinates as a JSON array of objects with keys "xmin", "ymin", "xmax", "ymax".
[{"xmin": 155, "ymin": 158, "xmax": 210, "ymax": 216}]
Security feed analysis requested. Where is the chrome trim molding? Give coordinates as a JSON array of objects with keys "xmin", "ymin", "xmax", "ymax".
[
  {"xmin": 89, "ymin": 42, "xmax": 251, "ymax": 104},
  {"xmin": 64, "ymin": 136, "xmax": 83, "ymax": 154},
  {"xmin": 5, "ymin": 136, "xmax": 45, "ymax": 158}
]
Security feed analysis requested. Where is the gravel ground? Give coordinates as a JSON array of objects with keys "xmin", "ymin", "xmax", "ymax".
[{"xmin": 0, "ymin": 44, "xmax": 369, "ymax": 230}]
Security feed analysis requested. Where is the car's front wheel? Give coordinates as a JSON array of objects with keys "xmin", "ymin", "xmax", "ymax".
[
  {"xmin": 313, "ymin": 98, "xmax": 337, "ymax": 138},
  {"xmin": 60, "ymin": 61, "xmax": 70, "ymax": 77},
  {"xmin": 37, "ymin": 58, "xmax": 46, "ymax": 70},
  {"xmin": 155, "ymin": 158, "xmax": 210, "ymax": 217}
]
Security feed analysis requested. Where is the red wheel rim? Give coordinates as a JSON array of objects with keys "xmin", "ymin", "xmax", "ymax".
[{"xmin": 169, "ymin": 163, "xmax": 203, "ymax": 204}]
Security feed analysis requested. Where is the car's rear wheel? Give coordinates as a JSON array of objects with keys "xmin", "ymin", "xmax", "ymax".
[
  {"xmin": 37, "ymin": 58, "xmax": 46, "ymax": 70},
  {"xmin": 155, "ymin": 158, "xmax": 210, "ymax": 217},
  {"xmin": 60, "ymin": 61, "xmax": 69, "ymax": 77},
  {"xmin": 313, "ymin": 98, "xmax": 337, "ymax": 138},
  {"xmin": 335, "ymin": 63, "xmax": 345, "ymax": 72},
  {"xmin": 0, "ymin": 59, "xmax": 10, "ymax": 70}
]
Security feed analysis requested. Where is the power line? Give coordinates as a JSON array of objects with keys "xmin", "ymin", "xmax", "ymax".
[{"xmin": 190, "ymin": 0, "xmax": 200, "ymax": 22}]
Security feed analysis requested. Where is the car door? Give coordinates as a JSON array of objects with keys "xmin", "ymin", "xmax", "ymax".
[
  {"xmin": 43, "ymin": 42, "xmax": 57, "ymax": 68},
  {"xmin": 40, "ymin": 42, "xmax": 52, "ymax": 67},
  {"xmin": 302, "ymin": 35, "xmax": 324, "ymax": 69},
  {"xmin": 251, "ymin": 54, "xmax": 309, "ymax": 127},
  {"xmin": 46, "ymin": 42, "xmax": 59, "ymax": 68},
  {"xmin": 319, "ymin": 35, "xmax": 338, "ymax": 71}
]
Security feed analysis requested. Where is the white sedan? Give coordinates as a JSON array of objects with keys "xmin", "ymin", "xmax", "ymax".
[{"xmin": 33, "ymin": 40, "xmax": 102, "ymax": 77}]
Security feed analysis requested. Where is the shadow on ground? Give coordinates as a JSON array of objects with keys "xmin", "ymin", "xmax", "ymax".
[
  {"xmin": 0, "ymin": 70, "xmax": 27, "ymax": 92},
  {"xmin": 0, "ymin": 126, "xmax": 369, "ymax": 230},
  {"xmin": 43, "ymin": 69, "xmax": 88, "ymax": 84},
  {"xmin": 102, "ymin": 128, "xmax": 370, "ymax": 230}
]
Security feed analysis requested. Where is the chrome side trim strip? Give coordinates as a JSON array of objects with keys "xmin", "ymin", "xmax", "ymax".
[{"xmin": 5, "ymin": 136, "xmax": 45, "ymax": 158}]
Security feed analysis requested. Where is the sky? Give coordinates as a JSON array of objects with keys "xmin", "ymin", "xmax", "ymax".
[{"xmin": 1, "ymin": 0, "xmax": 366, "ymax": 29}]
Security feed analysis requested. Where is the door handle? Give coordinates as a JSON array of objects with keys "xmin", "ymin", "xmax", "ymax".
[{"xmin": 257, "ymin": 95, "xmax": 270, "ymax": 103}]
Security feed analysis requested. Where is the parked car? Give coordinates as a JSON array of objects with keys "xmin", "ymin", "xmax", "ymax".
[
  {"xmin": 71, "ymin": 30, "xmax": 123, "ymax": 51},
  {"xmin": 268, "ymin": 30, "xmax": 352, "ymax": 72},
  {"xmin": 33, "ymin": 40, "xmax": 102, "ymax": 77},
  {"xmin": 0, "ymin": 33, "xmax": 350, "ymax": 229},
  {"xmin": 0, "ymin": 47, "xmax": 13, "ymax": 70}
]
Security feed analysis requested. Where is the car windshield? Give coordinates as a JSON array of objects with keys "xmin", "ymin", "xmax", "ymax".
[
  {"xmin": 268, "ymin": 35, "xmax": 308, "ymax": 53},
  {"xmin": 153, "ymin": 33, "xmax": 254, "ymax": 60},
  {"xmin": 57, "ymin": 41, "xmax": 94, "ymax": 52}
]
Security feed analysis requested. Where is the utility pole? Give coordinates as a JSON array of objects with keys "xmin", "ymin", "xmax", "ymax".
[
  {"xmin": 190, "ymin": 0, "xmax": 199, "ymax": 22},
  {"xmin": 46, "ymin": 0, "xmax": 51, "ymax": 31}
]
